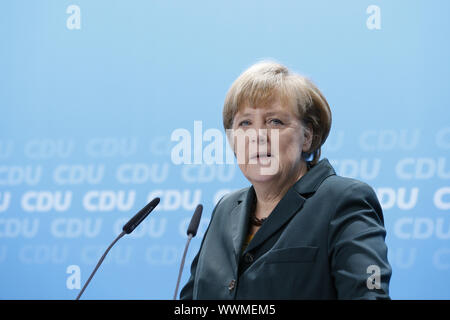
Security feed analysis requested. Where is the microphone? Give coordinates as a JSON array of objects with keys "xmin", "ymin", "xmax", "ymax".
[
  {"xmin": 173, "ymin": 204, "xmax": 203, "ymax": 300},
  {"xmin": 75, "ymin": 197, "xmax": 160, "ymax": 300},
  {"xmin": 122, "ymin": 197, "xmax": 160, "ymax": 234}
]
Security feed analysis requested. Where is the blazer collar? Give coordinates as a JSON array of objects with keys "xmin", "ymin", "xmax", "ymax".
[
  {"xmin": 293, "ymin": 158, "xmax": 336, "ymax": 196},
  {"xmin": 230, "ymin": 158, "xmax": 336, "ymax": 257}
]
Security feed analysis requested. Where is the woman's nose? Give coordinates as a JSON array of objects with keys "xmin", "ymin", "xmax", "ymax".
[{"xmin": 250, "ymin": 128, "xmax": 269, "ymax": 144}]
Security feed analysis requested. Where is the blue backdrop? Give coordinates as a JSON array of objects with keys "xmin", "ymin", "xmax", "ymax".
[{"xmin": 1, "ymin": 0, "xmax": 449, "ymax": 299}]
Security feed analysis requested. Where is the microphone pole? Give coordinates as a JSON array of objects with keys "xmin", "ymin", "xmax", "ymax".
[
  {"xmin": 75, "ymin": 231, "xmax": 125, "ymax": 300},
  {"xmin": 173, "ymin": 204, "xmax": 203, "ymax": 300},
  {"xmin": 75, "ymin": 197, "xmax": 160, "ymax": 300}
]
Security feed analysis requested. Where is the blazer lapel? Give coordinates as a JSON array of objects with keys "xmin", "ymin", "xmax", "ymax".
[
  {"xmin": 230, "ymin": 187, "xmax": 254, "ymax": 262},
  {"xmin": 242, "ymin": 158, "xmax": 336, "ymax": 255},
  {"xmin": 230, "ymin": 158, "xmax": 337, "ymax": 260},
  {"xmin": 243, "ymin": 188, "xmax": 306, "ymax": 254}
]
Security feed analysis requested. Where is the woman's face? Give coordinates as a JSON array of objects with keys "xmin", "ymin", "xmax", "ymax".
[{"xmin": 230, "ymin": 99, "xmax": 312, "ymax": 185}]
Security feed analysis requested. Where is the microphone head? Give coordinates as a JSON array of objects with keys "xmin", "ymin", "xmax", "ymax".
[
  {"xmin": 187, "ymin": 204, "xmax": 203, "ymax": 237},
  {"xmin": 147, "ymin": 197, "xmax": 160, "ymax": 208},
  {"xmin": 122, "ymin": 197, "xmax": 160, "ymax": 234}
]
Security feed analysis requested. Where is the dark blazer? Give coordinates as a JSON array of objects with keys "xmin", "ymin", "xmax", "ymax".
[{"xmin": 180, "ymin": 158, "xmax": 392, "ymax": 300}]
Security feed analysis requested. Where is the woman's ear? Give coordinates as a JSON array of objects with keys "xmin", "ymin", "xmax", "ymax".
[{"xmin": 302, "ymin": 123, "xmax": 313, "ymax": 152}]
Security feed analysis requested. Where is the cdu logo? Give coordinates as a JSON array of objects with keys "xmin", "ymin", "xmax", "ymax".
[
  {"xmin": 0, "ymin": 219, "xmax": 39, "ymax": 238},
  {"xmin": 21, "ymin": 191, "xmax": 72, "ymax": 212},
  {"xmin": 53, "ymin": 165, "xmax": 105, "ymax": 185},
  {"xmin": 51, "ymin": 218, "xmax": 102, "ymax": 239},
  {"xmin": 0, "ymin": 192, "xmax": 11, "ymax": 212},
  {"xmin": 24, "ymin": 139, "xmax": 74, "ymax": 159},
  {"xmin": 0, "ymin": 166, "xmax": 42, "ymax": 186},
  {"xmin": 85, "ymin": 138, "xmax": 138, "ymax": 158},
  {"xmin": 82, "ymin": 190, "xmax": 136, "ymax": 212},
  {"xmin": 116, "ymin": 163, "xmax": 169, "ymax": 184}
]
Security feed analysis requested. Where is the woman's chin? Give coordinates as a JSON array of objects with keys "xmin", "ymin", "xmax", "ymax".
[{"xmin": 244, "ymin": 166, "xmax": 280, "ymax": 184}]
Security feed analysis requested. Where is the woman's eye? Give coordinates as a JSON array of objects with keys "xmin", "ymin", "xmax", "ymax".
[
  {"xmin": 269, "ymin": 118, "xmax": 283, "ymax": 125},
  {"xmin": 239, "ymin": 120, "xmax": 250, "ymax": 126}
]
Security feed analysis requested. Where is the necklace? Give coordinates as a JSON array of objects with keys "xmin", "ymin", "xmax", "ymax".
[
  {"xmin": 250, "ymin": 196, "xmax": 267, "ymax": 226},
  {"xmin": 250, "ymin": 212, "xmax": 267, "ymax": 226}
]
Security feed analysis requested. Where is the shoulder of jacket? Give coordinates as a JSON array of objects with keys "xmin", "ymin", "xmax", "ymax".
[
  {"xmin": 209, "ymin": 187, "xmax": 249, "ymax": 221},
  {"xmin": 320, "ymin": 175, "xmax": 376, "ymax": 199},
  {"xmin": 218, "ymin": 186, "xmax": 250, "ymax": 206}
]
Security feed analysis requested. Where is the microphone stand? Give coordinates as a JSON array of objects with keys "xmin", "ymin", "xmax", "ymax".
[
  {"xmin": 172, "ymin": 204, "xmax": 203, "ymax": 300},
  {"xmin": 74, "ymin": 197, "xmax": 160, "ymax": 300},
  {"xmin": 173, "ymin": 233, "xmax": 193, "ymax": 300},
  {"xmin": 76, "ymin": 231, "xmax": 126, "ymax": 300}
]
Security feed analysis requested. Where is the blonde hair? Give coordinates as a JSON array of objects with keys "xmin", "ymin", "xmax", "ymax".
[{"xmin": 222, "ymin": 60, "xmax": 332, "ymax": 165}]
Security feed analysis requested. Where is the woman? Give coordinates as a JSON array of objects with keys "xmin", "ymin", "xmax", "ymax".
[{"xmin": 180, "ymin": 61, "xmax": 392, "ymax": 299}]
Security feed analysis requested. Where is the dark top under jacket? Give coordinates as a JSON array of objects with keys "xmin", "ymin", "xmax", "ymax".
[{"xmin": 180, "ymin": 158, "xmax": 392, "ymax": 300}]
